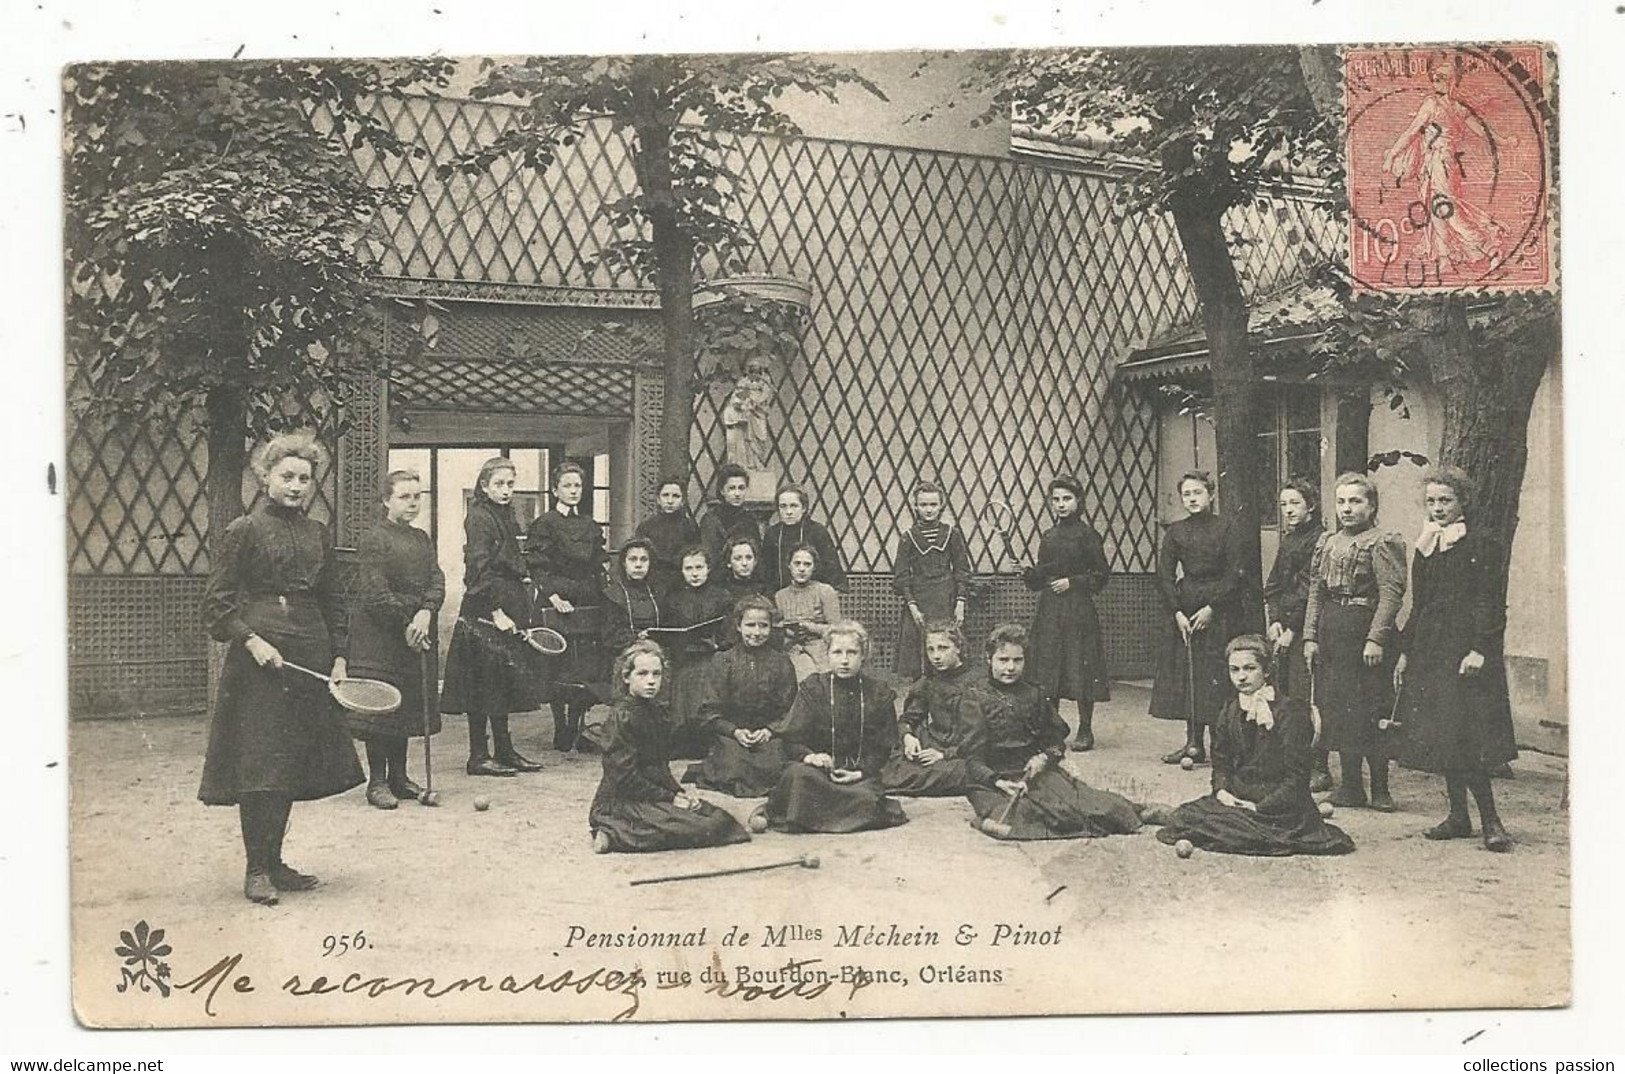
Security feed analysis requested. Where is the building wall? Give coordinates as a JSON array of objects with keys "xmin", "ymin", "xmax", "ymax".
[{"xmin": 1153, "ymin": 360, "xmax": 1567, "ymax": 750}]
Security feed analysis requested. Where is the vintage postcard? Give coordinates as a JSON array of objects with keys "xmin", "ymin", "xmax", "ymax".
[{"xmin": 61, "ymin": 39, "xmax": 1569, "ymax": 1029}]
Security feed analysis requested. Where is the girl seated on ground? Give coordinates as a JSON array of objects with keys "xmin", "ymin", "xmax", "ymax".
[
  {"xmin": 775, "ymin": 544, "xmax": 842, "ymax": 681},
  {"xmin": 682, "ymin": 596, "xmax": 799, "ymax": 798},
  {"xmin": 1156, "ymin": 635, "xmax": 1355, "ymax": 857},
  {"xmin": 965, "ymin": 624, "xmax": 1164, "ymax": 842},
  {"xmin": 588, "ymin": 640, "xmax": 752, "ymax": 854},
  {"xmin": 757, "ymin": 620, "xmax": 908, "ymax": 834},
  {"xmin": 880, "ymin": 621, "xmax": 992, "ymax": 797}
]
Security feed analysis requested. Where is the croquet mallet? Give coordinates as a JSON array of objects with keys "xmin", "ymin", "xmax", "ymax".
[{"xmin": 630, "ymin": 854, "xmax": 821, "ymax": 887}]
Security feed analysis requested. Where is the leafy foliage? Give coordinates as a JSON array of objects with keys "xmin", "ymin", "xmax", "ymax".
[
  {"xmin": 65, "ymin": 59, "xmax": 453, "ymax": 436},
  {"xmin": 443, "ymin": 54, "xmax": 885, "ymax": 286}
]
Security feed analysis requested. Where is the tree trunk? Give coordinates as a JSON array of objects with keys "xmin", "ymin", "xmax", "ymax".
[
  {"xmin": 1167, "ymin": 184, "xmax": 1267, "ymax": 632},
  {"xmin": 204, "ymin": 383, "xmax": 249, "ymax": 563},
  {"xmin": 1424, "ymin": 296, "xmax": 1556, "ymax": 613},
  {"xmin": 631, "ymin": 108, "xmax": 699, "ymax": 485}
]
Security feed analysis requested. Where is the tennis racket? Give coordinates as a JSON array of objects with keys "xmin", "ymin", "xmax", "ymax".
[
  {"xmin": 282, "ymin": 661, "xmax": 403, "ymax": 715},
  {"xmin": 479, "ymin": 618, "xmax": 568, "ymax": 655},
  {"xmin": 981, "ymin": 499, "xmax": 1018, "ymax": 571}
]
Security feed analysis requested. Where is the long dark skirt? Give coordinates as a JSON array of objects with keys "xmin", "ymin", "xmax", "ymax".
[
  {"xmin": 589, "ymin": 799, "xmax": 751, "ymax": 853},
  {"xmin": 1029, "ymin": 591, "xmax": 1111, "ymax": 703},
  {"xmin": 440, "ymin": 617, "xmax": 548, "ymax": 716},
  {"xmin": 765, "ymin": 763, "xmax": 908, "ymax": 834},
  {"xmin": 1156, "ymin": 795, "xmax": 1355, "ymax": 856},
  {"xmin": 667, "ymin": 657, "xmax": 716, "ymax": 759},
  {"xmin": 1274, "ymin": 633, "xmax": 1312, "ymax": 705},
  {"xmin": 966, "ymin": 766, "xmax": 1141, "ymax": 841},
  {"xmin": 1314, "ymin": 601, "xmax": 1396, "ymax": 756},
  {"xmin": 894, "ymin": 575, "xmax": 956, "ymax": 680},
  {"xmin": 1397, "ymin": 652, "xmax": 1518, "ymax": 774},
  {"xmin": 1149, "ymin": 619, "xmax": 1230, "ymax": 724},
  {"xmin": 683, "ymin": 737, "xmax": 792, "ymax": 798},
  {"xmin": 199, "ymin": 607, "xmax": 364, "ymax": 806},
  {"xmin": 346, "ymin": 637, "xmax": 441, "ymax": 740},
  {"xmin": 880, "ymin": 755, "xmax": 990, "ymax": 797}
]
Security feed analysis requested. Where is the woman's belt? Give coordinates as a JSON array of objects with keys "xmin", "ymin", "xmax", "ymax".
[{"xmin": 1326, "ymin": 594, "xmax": 1374, "ymax": 607}]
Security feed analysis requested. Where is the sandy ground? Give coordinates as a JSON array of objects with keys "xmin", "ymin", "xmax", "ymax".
[{"xmin": 68, "ymin": 683, "xmax": 1569, "ymax": 1027}]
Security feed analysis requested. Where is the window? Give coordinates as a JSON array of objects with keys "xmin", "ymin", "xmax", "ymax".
[{"xmin": 1255, "ymin": 382, "xmax": 1322, "ymax": 529}]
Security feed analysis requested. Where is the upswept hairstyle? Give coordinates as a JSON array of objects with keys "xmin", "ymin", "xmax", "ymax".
[
  {"xmin": 252, "ymin": 430, "xmax": 328, "ymax": 481},
  {"xmin": 1332, "ymin": 471, "xmax": 1381, "ymax": 520},
  {"xmin": 985, "ymin": 622, "xmax": 1030, "ymax": 657}
]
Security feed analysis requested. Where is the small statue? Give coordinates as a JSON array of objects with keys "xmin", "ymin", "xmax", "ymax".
[{"xmin": 722, "ymin": 358, "xmax": 776, "ymax": 471}]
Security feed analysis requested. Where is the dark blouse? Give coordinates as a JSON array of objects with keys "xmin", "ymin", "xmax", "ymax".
[
  {"xmin": 1156, "ymin": 512, "xmax": 1244, "ymax": 616},
  {"xmin": 1263, "ymin": 520, "xmax": 1322, "ymax": 633},
  {"xmin": 356, "ymin": 519, "xmax": 445, "ymax": 630},
  {"xmin": 663, "ymin": 583, "xmax": 735, "ymax": 659},
  {"xmin": 635, "ymin": 509, "xmax": 702, "ymax": 590},
  {"xmin": 526, "ymin": 507, "xmax": 608, "ymax": 606},
  {"xmin": 697, "ymin": 644, "xmax": 799, "ymax": 736},
  {"xmin": 593, "ymin": 697, "xmax": 683, "ymax": 807},
  {"xmin": 762, "ymin": 518, "xmax": 849, "ymax": 593},
  {"xmin": 202, "ymin": 501, "xmax": 348, "ymax": 654},
  {"xmin": 892, "ymin": 520, "xmax": 973, "ymax": 604},
  {"xmin": 1397, "ymin": 532, "xmax": 1507, "ymax": 658},
  {"xmin": 460, "ymin": 494, "xmax": 530, "ymax": 623},
  {"xmin": 1023, "ymin": 515, "xmax": 1110, "ymax": 596},
  {"xmin": 1210, "ymin": 695, "xmax": 1316, "ymax": 816},
  {"xmin": 900, "ymin": 662, "xmax": 984, "ymax": 757},
  {"xmin": 699, "ymin": 501, "xmax": 762, "ymax": 572},
  {"xmin": 603, "ymin": 571, "xmax": 664, "ymax": 655},
  {"xmin": 779, "ymin": 672, "xmax": 899, "ymax": 775},
  {"xmin": 962, "ymin": 678, "xmax": 1067, "ymax": 780}
]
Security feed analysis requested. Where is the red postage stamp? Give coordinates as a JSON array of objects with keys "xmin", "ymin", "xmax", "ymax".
[{"xmin": 1344, "ymin": 44, "xmax": 1555, "ymax": 293}]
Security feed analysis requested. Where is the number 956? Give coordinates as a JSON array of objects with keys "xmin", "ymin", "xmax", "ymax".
[{"xmin": 321, "ymin": 931, "xmax": 369, "ymax": 957}]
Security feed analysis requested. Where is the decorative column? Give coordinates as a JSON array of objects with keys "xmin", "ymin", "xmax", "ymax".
[
  {"xmin": 632, "ymin": 363, "xmax": 666, "ymax": 516},
  {"xmin": 336, "ymin": 366, "xmax": 387, "ymax": 548}
]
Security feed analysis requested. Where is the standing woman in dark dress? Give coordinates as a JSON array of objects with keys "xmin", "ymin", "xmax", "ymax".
[
  {"xmin": 1024, "ymin": 475, "xmax": 1113, "ymax": 751},
  {"xmin": 526, "ymin": 460, "xmax": 610, "ymax": 751},
  {"xmin": 1264, "ymin": 479, "xmax": 1332, "ymax": 791},
  {"xmin": 1302, "ymin": 473, "xmax": 1408, "ymax": 811},
  {"xmin": 891, "ymin": 482, "xmax": 974, "ymax": 680},
  {"xmin": 1149, "ymin": 471, "xmax": 1246, "ymax": 765},
  {"xmin": 762, "ymin": 483, "xmax": 848, "ymax": 594},
  {"xmin": 635, "ymin": 477, "xmax": 701, "ymax": 594},
  {"xmin": 699, "ymin": 463, "xmax": 762, "ymax": 573},
  {"xmin": 1395, "ymin": 467, "xmax": 1517, "ymax": 851},
  {"xmin": 348, "ymin": 469, "xmax": 445, "ymax": 810},
  {"xmin": 440, "ymin": 457, "xmax": 544, "ymax": 777},
  {"xmin": 199, "ymin": 432, "xmax": 364, "ymax": 905},
  {"xmin": 1156, "ymin": 635, "xmax": 1355, "ymax": 857}
]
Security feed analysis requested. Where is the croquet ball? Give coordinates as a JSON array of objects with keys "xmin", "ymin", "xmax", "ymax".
[
  {"xmin": 473, "ymin": 796, "xmax": 491, "ymax": 812},
  {"xmin": 1318, "ymin": 800, "xmax": 1335, "ymax": 818},
  {"xmin": 420, "ymin": 791, "xmax": 440, "ymax": 807},
  {"xmin": 1175, "ymin": 839, "xmax": 1195, "ymax": 859},
  {"xmin": 748, "ymin": 812, "xmax": 769, "ymax": 833},
  {"xmin": 1180, "ymin": 756, "xmax": 1195, "ymax": 771}
]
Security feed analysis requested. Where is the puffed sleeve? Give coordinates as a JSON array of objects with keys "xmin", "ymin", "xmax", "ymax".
[
  {"xmin": 818, "ymin": 583, "xmax": 843, "ymax": 625},
  {"xmin": 1302, "ymin": 534, "xmax": 1330, "ymax": 644},
  {"xmin": 891, "ymin": 529, "xmax": 919, "ymax": 601},
  {"xmin": 314, "ymin": 525, "xmax": 348, "ymax": 659},
  {"xmin": 356, "ymin": 527, "xmax": 413, "ymax": 627},
  {"xmin": 1070, "ymin": 523, "xmax": 1111, "ymax": 594},
  {"xmin": 698, "ymin": 657, "xmax": 738, "ymax": 738},
  {"xmin": 1195, "ymin": 518, "xmax": 1245, "ymax": 609},
  {"xmin": 201, "ymin": 516, "xmax": 255, "ymax": 644},
  {"xmin": 858, "ymin": 679, "xmax": 899, "ymax": 776},
  {"xmin": 1366, "ymin": 533, "xmax": 1409, "ymax": 646},
  {"xmin": 1155, "ymin": 525, "xmax": 1181, "ymax": 611},
  {"xmin": 462, "ymin": 510, "xmax": 502, "ymax": 609},
  {"xmin": 1209, "ymin": 702, "xmax": 1238, "ymax": 796},
  {"xmin": 1468, "ymin": 536, "xmax": 1508, "ymax": 654},
  {"xmin": 899, "ymin": 677, "xmax": 930, "ymax": 735}
]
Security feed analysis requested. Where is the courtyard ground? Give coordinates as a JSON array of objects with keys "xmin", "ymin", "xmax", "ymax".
[{"xmin": 67, "ymin": 683, "xmax": 1569, "ymax": 1027}]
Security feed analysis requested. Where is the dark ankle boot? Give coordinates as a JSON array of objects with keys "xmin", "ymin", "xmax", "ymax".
[
  {"xmin": 363, "ymin": 740, "xmax": 397, "ymax": 809},
  {"xmin": 467, "ymin": 714, "xmax": 516, "ymax": 776},
  {"xmin": 571, "ymin": 703, "xmax": 598, "ymax": 754},
  {"xmin": 1329, "ymin": 752, "xmax": 1367, "ymax": 807},
  {"xmin": 1073, "ymin": 703, "xmax": 1095, "ymax": 752},
  {"xmin": 491, "ymin": 714, "xmax": 542, "ymax": 772},
  {"xmin": 264, "ymin": 797, "xmax": 317, "ymax": 892},
  {"xmin": 1163, "ymin": 721, "xmax": 1199, "ymax": 764},
  {"xmin": 239, "ymin": 799, "xmax": 278, "ymax": 905},
  {"xmin": 552, "ymin": 701, "xmax": 573, "ymax": 751},
  {"xmin": 387, "ymin": 739, "xmax": 423, "ymax": 800},
  {"xmin": 1468, "ymin": 773, "xmax": 1513, "ymax": 852},
  {"xmin": 1425, "ymin": 774, "xmax": 1474, "ymax": 839},
  {"xmin": 1310, "ymin": 749, "xmax": 1334, "ymax": 793},
  {"xmin": 1368, "ymin": 756, "xmax": 1396, "ymax": 812}
]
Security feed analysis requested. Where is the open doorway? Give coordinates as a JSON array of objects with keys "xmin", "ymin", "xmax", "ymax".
[{"xmin": 385, "ymin": 445, "xmax": 611, "ymax": 665}]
